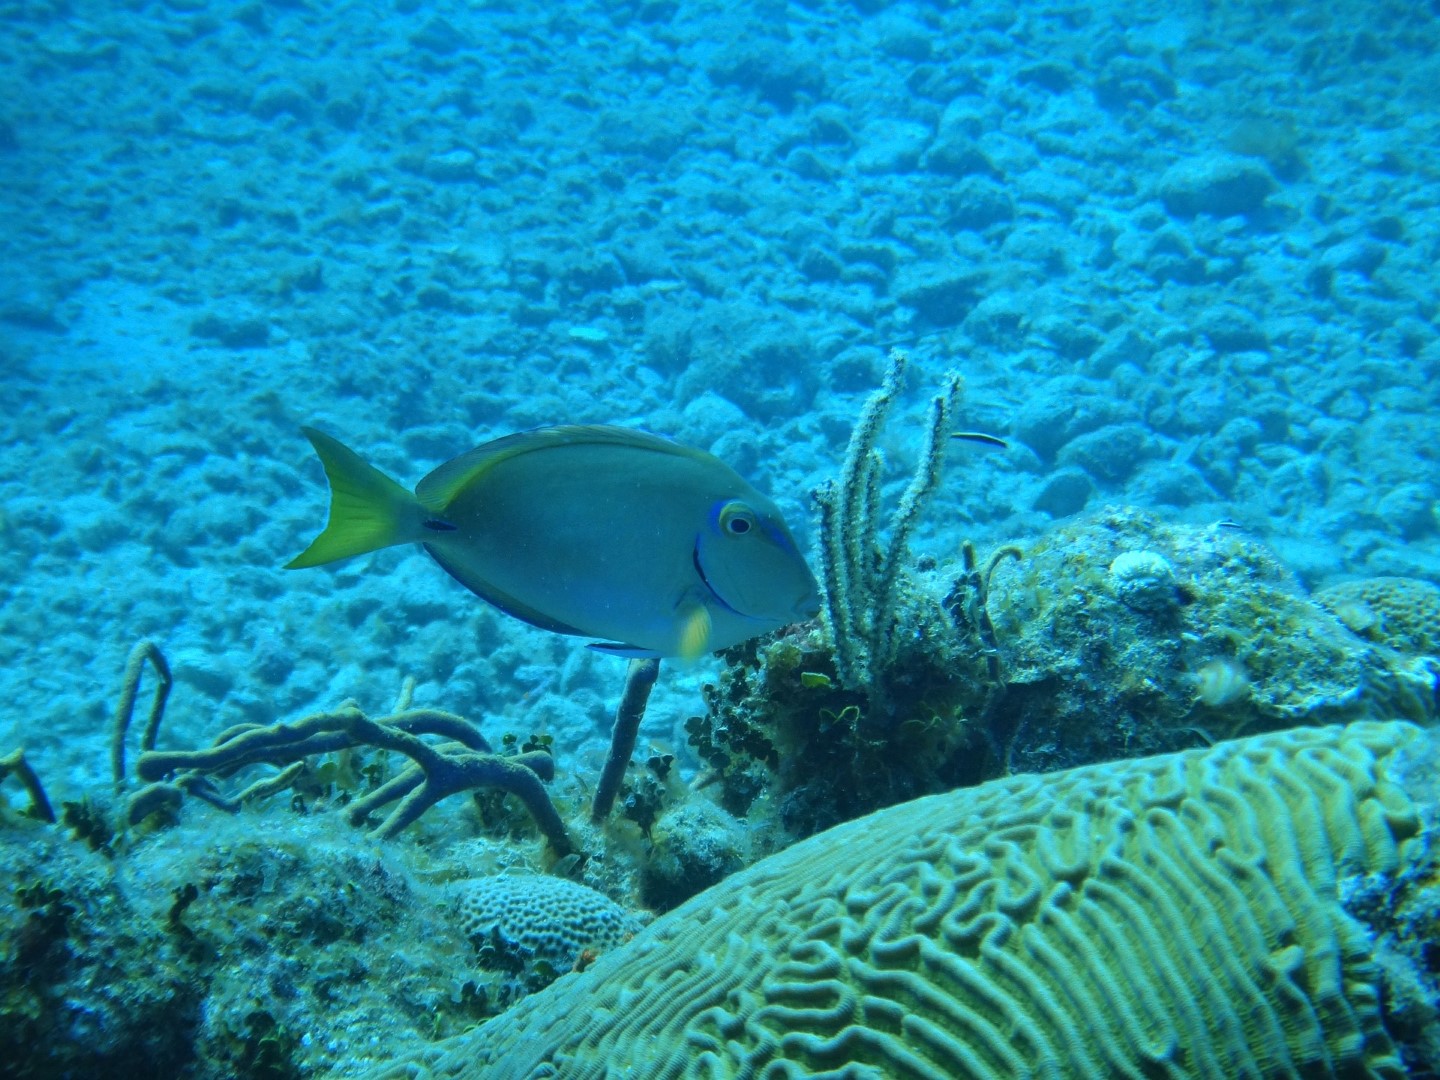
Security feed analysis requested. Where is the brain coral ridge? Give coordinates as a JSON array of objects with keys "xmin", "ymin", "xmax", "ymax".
[{"xmin": 365, "ymin": 721, "xmax": 1432, "ymax": 1080}]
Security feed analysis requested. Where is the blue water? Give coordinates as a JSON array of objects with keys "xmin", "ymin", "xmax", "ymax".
[{"xmin": 2, "ymin": 0, "xmax": 1438, "ymax": 1076}]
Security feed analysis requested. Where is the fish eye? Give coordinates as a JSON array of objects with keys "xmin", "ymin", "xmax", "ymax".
[{"xmin": 718, "ymin": 502, "xmax": 758, "ymax": 537}]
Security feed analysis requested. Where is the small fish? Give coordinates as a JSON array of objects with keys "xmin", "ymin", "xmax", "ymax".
[
  {"xmin": 950, "ymin": 431, "xmax": 1009, "ymax": 449},
  {"xmin": 287, "ymin": 425, "xmax": 820, "ymax": 659}
]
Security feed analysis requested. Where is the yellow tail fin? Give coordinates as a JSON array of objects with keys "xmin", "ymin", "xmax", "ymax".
[{"xmin": 285, "ymin": 428, "xmax": 423, "ymax": 569}]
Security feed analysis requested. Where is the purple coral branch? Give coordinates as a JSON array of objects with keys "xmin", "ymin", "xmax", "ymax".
[
  {"xmin": 133, "ymin": 705, "xmax": 570, "ymax": 853},
  {"xmin": 591, "ymin": 657, "xmax": 660, "ymax": 822}
]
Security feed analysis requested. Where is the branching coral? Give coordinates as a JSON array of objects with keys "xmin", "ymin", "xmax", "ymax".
[
  {"xmin": 109, "ymin": 639, "xmax": 172, "ymax": 797},
  {"xmin": 0, "ymin": 747, "xmax": 54, "ymax": 823},
  {"xmin": 590, "ymin": 657, "xmax": 660, "ymax": 823},
  {"xmin": 112, "ymin": 643, "xmax": 573, "ymax": 854},
  {"xmin": 674, "ymin": 353, "xmax": 1014, "ymax": 844},
  {"xmin": 812, "ymin": 346, "xmax": 961, "ymax": 700},
  {"xmin": 944, "ymin": 538, "xmax": 1023, "ymax": 684}
]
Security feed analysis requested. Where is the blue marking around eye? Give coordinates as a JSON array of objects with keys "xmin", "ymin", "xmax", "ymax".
[{"xmin": 761, "ymin": 517, "xmax": 795, "ymax": 552}]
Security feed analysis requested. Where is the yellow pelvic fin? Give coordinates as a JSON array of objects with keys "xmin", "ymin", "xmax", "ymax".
[
  {"xmin": 676, "ymin": 602, "xmax": 713, "ymax": 661},
  {"xmin": 285, "ymin": 427, "xmax": 423, "ymax": 570}
]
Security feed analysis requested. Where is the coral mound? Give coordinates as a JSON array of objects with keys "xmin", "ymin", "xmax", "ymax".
[
  {"xmin": 454, "ymin": 874, "xmax": 640, "ymax": 977},
  {"xmin": 365, "ymin": 720, "xmax": 1437, "ymax": 1080},
  {"xmin": 1315, "ymin": 576, "xmax": 1440, "ymax": 658}
]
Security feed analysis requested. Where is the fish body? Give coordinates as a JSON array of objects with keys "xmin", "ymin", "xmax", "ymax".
[{"xmin": 287, "ymin": 425, "xmax": 820, "ymax": 658}]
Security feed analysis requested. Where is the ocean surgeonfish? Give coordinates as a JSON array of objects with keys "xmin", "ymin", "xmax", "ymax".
[{"xmin": 287, "ymin": 425, "xmax": 821, "ymax": 659}]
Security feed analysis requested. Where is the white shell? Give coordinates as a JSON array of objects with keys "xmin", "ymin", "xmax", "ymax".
[{"xmin": 1108, "ymin": 550, "xmax": 1178, "ymax": 612}]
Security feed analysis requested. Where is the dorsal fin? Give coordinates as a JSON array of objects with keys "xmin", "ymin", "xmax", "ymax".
[{"xmin": 414, "ymin": 424, "xmax": 698, "ymax": 511}]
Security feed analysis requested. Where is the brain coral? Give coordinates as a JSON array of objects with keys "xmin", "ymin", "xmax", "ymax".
[
  {"xmin": 369, "ymin": 721, "xmax": 1433, "ymax": 1080},
  {"xmin": 453, "ymin": 874, "xmax": 641, "ymax": 975},
  {"xmin": 1315, "ymin": 576, "xmax": 1440, "ymax": 658}
]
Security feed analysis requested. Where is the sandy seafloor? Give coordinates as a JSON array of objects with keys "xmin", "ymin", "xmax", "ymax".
[
  {"xmin": 4, "ymin": 0, "xmax": 1440, "ymax": 802},
  {"xmin": 1, "ymin": 0, "xmax": 1439, "ymax": 1028}
]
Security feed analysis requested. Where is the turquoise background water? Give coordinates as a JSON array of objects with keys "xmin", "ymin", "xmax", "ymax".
[{"xmin": 3, "ymin": 0, "xmax": 1437, "ymax": 854}]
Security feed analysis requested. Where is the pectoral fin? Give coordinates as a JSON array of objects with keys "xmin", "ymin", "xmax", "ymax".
[{"xmin": 676, "ymin": 601, "xmax": 713, "ymax": 661}]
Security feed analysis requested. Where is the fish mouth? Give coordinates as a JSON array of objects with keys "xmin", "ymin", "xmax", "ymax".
[{"xmin": 692, "ymin": 542, "xmax": 823, "ymax": 624}]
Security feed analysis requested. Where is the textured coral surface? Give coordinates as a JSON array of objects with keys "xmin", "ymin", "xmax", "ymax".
[
  {"xmin": 364, "ymin": 721, "xmax": 1432, "ymax": 1080},
  {"xmin": 453, "ymin": 874, "xmax": 640, "ymax": 975},
  {"xmin": 1315, "ymin": 577, "xmax": 1440, "ymax": 659}
]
